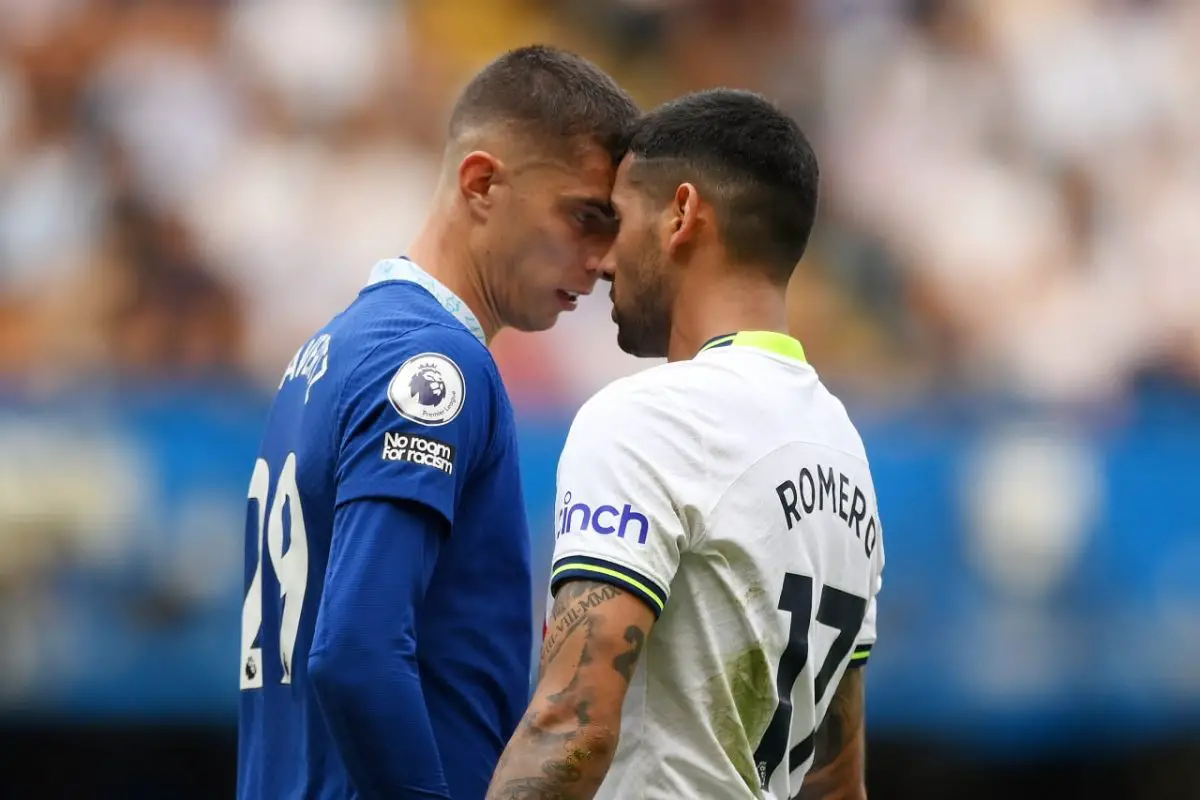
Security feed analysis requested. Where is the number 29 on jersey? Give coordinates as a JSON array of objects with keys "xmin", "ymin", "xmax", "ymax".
[{"xmin": 241, "ymin": 453, "xmax": 310, "ymax": 689}]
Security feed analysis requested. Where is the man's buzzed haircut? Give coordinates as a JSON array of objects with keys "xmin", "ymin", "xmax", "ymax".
[
  {"xmin": 448, "ymin": 45, "xmax": 640, "ymax": 163},
  {"xmin": 626, "ymin": 89, "xmax": 820, "ymax": 283}
]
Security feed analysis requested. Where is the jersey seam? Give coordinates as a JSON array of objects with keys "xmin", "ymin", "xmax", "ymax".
[{"xmin": 692, "ymin": 440, "xmax": 872, "ymax": 551}]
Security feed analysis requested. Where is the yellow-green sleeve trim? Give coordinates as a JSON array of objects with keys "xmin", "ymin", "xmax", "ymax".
[
  {"xmin": 551, "ymin": 555, "xmax": 669, "ymax": 618},
  {"xmin": 847, "ymin": 643, "xmax": 873, "ymax": 669}
]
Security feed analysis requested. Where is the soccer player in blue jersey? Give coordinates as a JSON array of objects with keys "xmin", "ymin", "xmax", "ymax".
[{"xmin": 236, "ymin": 46, "xmax": 638, "ymax": 800}]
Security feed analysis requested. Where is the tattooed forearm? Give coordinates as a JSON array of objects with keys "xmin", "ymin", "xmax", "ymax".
[
  {"xmin": 489, "ymin": 735, "xmax": 604, "ymax": 800},
  {"xmin": 799, "ymin": 669, "xmax": 867, "ymax": 800},
  {"xmin": 489, "ymin": 581, "xmax": 653, "ymax": 800},
  {"xmin": 541, "ymin": 583, "xmax": 621, "ymax": 669},
  {"xmin": 491, "ymin": 614, "xmax": 613, "ymax": 799}
]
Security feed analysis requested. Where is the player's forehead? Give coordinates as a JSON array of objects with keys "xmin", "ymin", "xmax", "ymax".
[
  {"xmin": 610, "ymin": 153, "xmax": 648, "ymax": 213},
  {"xmin": 524, "ymin": 139, "xmax": 616, "ymax": 202}
]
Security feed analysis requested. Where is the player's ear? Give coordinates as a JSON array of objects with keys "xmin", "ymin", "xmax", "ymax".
[
  {"xmin": 665, "ymin": 182, "xmax": 702, "ymax": 257},
  {"xmin": 458, "ymin": 151, "xmax": 504, "ymax": 219}
]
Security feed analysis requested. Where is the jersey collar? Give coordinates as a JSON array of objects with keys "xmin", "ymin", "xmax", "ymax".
[
  {"xmin": 366, "ymin": 257, "xmax": 486, "ymax": 345},
  {"xmin": 697, "ymin": 330, "xmax": 807, "ymax": 363}
]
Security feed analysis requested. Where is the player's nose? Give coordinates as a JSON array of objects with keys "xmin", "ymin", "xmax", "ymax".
[
  {"xmin": 594, "ymin": 248, "xmax": 616, "ymax": 283},
  {"xmin": 571, "ymin": 255, "xmax": 601, "ymax": 290}
]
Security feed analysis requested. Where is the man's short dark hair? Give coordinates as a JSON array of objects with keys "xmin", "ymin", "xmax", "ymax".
[
  {"xmin": 448, "ymin": 45, "xmax": 639, "ymax": 163},
  {"xmin": 626, "ymin": 89, "xmax": 820, "ymax": 282}
]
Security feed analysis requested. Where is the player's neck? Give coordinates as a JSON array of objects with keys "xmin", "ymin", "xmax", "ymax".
[
  {"xmin": 407, "ymin": 213, "xmax": 502, "ymax": 343},
  {"xmin": 666, "ymin": 270, "xmax": 790, "ymax": 363}
]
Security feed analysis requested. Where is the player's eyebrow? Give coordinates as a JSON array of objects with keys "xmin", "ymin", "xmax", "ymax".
[{"xmin": 576, "ymin": 197, "xmax": 616, "ymax": 218}]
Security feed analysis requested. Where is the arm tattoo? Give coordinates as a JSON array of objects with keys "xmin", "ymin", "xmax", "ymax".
[
  {"xmin": 611, "ymin": 626, "xmax": 645, "ymax": 684},
  {"xmin": 488, "ymin": 581, "xmax": 651, "ymax": 800},
  {"xmin": 541, "ymin": 583, "xmax": 620, "ymax": 669},
  {"xmin": 799, "ymin": 668, "xmax": 867, "ymax": 800}
]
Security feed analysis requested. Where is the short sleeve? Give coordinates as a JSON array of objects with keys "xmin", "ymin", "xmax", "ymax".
[
  {"xmin": 335, "ymin": 328, "xmax": 494, "ymax": 526},
  {"xmin": 849, "ymin": 555, "xmax": 883, "ymax": 669},
  {"xmin": 549, "ymin": 384, "xmax": 691, "ymax": 619}
]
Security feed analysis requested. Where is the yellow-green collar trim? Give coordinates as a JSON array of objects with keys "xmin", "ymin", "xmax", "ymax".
[{"xmin": 697, "ymin": 330, "xmax": 807, "ymax": 363}]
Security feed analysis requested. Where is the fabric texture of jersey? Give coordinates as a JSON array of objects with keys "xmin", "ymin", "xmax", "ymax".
[
  {"xmin": 549, "ymin": 331, "xmax": 885, "ymax": 800},
  {"xmin": 238, "ymin": 259, "xmax": 532, "ymax": 800}
]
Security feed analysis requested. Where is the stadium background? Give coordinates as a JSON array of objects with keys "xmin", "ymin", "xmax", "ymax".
[{"xmin": 1, "ymin": 0, "xmax": 1198, "ymax": 797}]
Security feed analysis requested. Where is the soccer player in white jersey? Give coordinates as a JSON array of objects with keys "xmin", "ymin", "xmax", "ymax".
[{"xmin": 489, "ymin": 89, "xmax": 885, "ymax": 800}]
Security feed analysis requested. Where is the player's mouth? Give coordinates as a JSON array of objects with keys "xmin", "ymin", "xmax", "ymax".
[{"xmin": 557, "ymin": 290, "xmax": 583, "ymax": 310}]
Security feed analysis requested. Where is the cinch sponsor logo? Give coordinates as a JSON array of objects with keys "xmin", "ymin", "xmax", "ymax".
[
  {"xmin": 555, "ymin": 491, "xmax": 649, "ymax": 544},
  {"xmin": 382, "ymin": 432, "xmax": 455, "ymax": 475}
]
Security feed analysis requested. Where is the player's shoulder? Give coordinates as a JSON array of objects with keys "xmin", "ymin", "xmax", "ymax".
[
  {"xmin": 353, "ymin": 322, "xmax": 494, "ymax": 381},
  {"xmin": 318, "ymin": 288, "xmax": 502, "ymax": 432},
  {"xmin": 343, "ymin": 282, "xmax": 490, "ymax": 358},
  {"xmin": 702, "ymin": 343, "xmax": 871, "ymax": 463},
  {"xmin": 572, "ymin": 349, "xmax": 871, "ymax": 475},
  {"xmin": 340, "ymin": 290, "xmax": 498, "ymax": 386},
  {"xmin": 573, "ymin": 354, "xmax": 765, "ymax": 427},
  {"xmin": 564, "ymin": 361, "xmax": 719, "ymax": 466}
]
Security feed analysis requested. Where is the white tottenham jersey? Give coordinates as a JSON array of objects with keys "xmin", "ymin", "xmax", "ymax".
[{"xmin": 548, "ymin": 331, "xmax": 885, "ymax": 800}]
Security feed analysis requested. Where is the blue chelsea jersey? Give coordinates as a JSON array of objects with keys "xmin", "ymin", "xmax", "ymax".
[{"xmin": 237, "ymin": 259, "xmax": 532, "ymax": 799}]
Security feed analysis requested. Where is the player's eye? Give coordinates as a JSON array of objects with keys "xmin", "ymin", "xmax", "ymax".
[{"xmin": 575, "ymin": 207, "xmax": 617, "ymax": 236}]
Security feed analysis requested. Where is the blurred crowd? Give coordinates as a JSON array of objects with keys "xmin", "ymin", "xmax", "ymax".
[
  {"xmin": 1, "ymin": 0, "xmax": 1198, "ymax": 409},
  {"xmin": 2, "ymin": 6, "xmax": 1200, "ymax": 767}
]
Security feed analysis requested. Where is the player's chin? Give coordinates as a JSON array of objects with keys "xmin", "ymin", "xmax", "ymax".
[
  {"xmin": 614, "ymin": 316, "xmax": 665, "ymax": 358},
  {"xmin": 509, "ymin": 307, "xmax": 562, "ymax": 333},
  {"xmin": 614, "ymin": 323, "xmax": 647, "ymax": 357}
]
